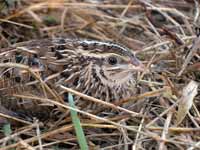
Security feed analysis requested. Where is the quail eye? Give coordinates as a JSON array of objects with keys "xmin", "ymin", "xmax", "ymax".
[{"xmin": 108, "ymin": 56, "xmax": 118, "ymax": 65}]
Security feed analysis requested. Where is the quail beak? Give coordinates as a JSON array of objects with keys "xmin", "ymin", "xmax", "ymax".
[{"xmin": 129, "ymin": 57, "xmax": 145, "ymax": 72}]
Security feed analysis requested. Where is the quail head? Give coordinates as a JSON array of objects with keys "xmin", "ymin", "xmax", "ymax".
[{"xmin": 0, "ymin": 38, "xmax": 144, "ymax": 118}]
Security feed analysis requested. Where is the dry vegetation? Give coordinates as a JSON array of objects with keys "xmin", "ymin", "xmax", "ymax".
[{"xmin": 0, "ymin": 0, "xmax": 199, "ymax": 149}]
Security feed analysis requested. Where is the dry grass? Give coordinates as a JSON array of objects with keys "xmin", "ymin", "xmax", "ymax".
[{"xmin": 0, "ymin": 0, "xmax": 199, "ymax": 149}]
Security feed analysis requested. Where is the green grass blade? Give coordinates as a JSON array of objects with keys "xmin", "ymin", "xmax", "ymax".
[
  {"xmin": 3, "ymin": 123, "xmax": 12, "ymax": 137},
  {"xmin": 68, "ymin": 93, "xmax": 89, "ymax": 150},
  {"xmin": 2, "ymin": 123, "xmax": 15, "ymax": 149}
]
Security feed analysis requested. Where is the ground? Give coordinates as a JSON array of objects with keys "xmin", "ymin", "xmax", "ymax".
[{"xmin": 0, "ymin": 0, "xmax": 199, "ymax": 150}]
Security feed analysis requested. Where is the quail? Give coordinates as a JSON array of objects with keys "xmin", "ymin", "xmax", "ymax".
[{"xmin": 0, "ymin": 38, "xmax": 144, "ymax": 120}]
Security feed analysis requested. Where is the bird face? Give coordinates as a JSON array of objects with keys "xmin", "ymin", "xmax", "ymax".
[
  {"xmin": 72, "ymin": 40, "xmax": 144, "ymax": 88},
  {"xmin": 93, "ymin": 53, "xmax": 144, "ymax": 87}
]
